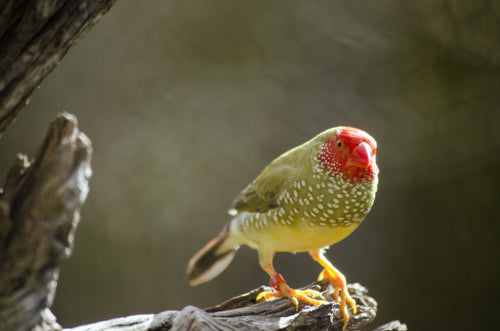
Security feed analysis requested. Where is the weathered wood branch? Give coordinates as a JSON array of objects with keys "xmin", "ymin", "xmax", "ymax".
[
  {"xmin": 0, "ymin": 0, "xmax": 116, "ymax": 138},
  {"xmin": 64, "ymin": 281, "xmax": 406, "ymax": 331},
  {"xmin": 66, "ymin": 281, "xmax": 373, "ymax": 331},
  {"xmin": 0, "ymin": 113, "xmax": 92, "ymax": 331}
]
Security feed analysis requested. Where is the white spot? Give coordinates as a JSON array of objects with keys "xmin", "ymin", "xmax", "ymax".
[
  {"xmin": 293, "ymin": 190, "xmax": 298, "ymax": 198},
  {"xmin": 308, "ymin": 186, "xmax": 313, "ymax": 192},
  {"xmin": 333, "ymin": 204, "xmax": 339, "ymax": 209},
  {"xmin": 316, "ymin": 184, "xmax": 321, "ymax": 189},
  {"xmin": 328, "ymin": 188, "xmax": 334, "ymax": 194},
  {"xmin": 301, "ymin": 180, "xmax": 306, "ymax": 187},
  {"xmin": 313, "ymin": 207, "xmax": 319, "ymax": 214},
  {"xmin": 333, "ymin": 198, "xmax": 339, "ymax": 204},
  {"xmin": 327, "ymin": 209, "xmax": 334, "ymax": 214},
  {"xmin": 304, "ymin": 211, "xmax": 310, "ymax": 217},
  {"xmin": 345, "ymin": 205, "xmax": 351, "ymax": 209},
  {"xmin": 296, "ymin": 182, "xmax": 301, "ymax": 189}
]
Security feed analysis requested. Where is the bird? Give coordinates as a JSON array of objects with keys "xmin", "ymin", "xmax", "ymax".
[{"xmin": 186, "ymin": 126, "xmax": 379, "ymax": 330}]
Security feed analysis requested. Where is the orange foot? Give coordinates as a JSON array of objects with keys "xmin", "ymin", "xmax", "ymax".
[
  {"xmin": 256, "ymin": 273, "xmax": 326, "ymax": 309},
  {"xmin": 318, "ymin": 268, "xmax": 356, "ymax": 329}
]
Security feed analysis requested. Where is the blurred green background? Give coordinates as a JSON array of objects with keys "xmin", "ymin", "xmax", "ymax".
[{"xmin": 0, "ymin": 1, "xmax": 499, "ymax": 330}]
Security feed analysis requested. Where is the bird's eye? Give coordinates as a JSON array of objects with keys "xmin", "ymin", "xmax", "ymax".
[{"xmin": 335, "ymin": 140, "xmax": 343, "ymax": 150}]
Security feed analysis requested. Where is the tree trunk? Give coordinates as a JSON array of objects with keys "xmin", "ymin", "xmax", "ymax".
[{"xmin": 0, "ymin": 0, "xmax": 116, "ymax": 138}]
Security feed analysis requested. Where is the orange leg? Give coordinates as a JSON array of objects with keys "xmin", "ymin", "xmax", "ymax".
[
  {"xmin": 310, "ymin": 248, "xmax": 356, "ymax": 330},
  {"xmin": 256, "ymin": 250, "xmax": 325, "ymax": 309}
]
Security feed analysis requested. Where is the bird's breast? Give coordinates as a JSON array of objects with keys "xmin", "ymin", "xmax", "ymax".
[{"xmin": 232, "ymin": 170, "xmax": 377, "ymax": 252}]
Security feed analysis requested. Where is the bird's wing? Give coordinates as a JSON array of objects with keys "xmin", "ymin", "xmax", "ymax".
[{"xmin": 229, "ymin": 161, "xmax": 292, "ymax": 214}]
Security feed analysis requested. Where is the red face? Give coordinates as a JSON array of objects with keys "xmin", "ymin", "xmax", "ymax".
[{"xmin": 317, "ymin": 127, "xmax": 378, "ymax": 182}]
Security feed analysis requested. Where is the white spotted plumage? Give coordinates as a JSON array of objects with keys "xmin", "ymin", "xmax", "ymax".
[{"xmin": 234, "ymin": 153, "xmax": 378, "ymax": 240}]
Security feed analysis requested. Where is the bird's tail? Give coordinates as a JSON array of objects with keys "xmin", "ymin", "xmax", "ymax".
[{"xmin": 186, "ymin": 223, "xmax": 239, "ymax": 286}]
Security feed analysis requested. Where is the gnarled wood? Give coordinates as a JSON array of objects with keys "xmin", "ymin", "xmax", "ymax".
[
  {"xmin": 0, "ymin": 113, "xmax": 92, "ymax": 331},
  {"xmin": 66, "ymin": 281, "xmax": 396, "ymax": 331}
]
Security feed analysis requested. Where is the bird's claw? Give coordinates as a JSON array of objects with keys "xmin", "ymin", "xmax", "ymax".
[
  {"xmin": 256, "ymin": 287, "xmax": 326, "ymax": 310},
  {"xmin": 318, "ymin": 268, "xmax": 357, "ymax": 329}
]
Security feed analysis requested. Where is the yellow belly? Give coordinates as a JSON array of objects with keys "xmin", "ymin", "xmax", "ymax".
[{"xmin": 236, "ymin": 220, "xmax": 360, "ymax": 253}]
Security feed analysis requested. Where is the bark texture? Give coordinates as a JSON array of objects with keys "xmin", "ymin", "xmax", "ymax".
[
  {"xmin": 0, "ymin": 0, "xmax": 116, "ymax": 138},
  {"xmin": 67, "ymin": 281, "xmax": 385, "ymax": 331},
  {"xmin": 0, "ymin": 113, "xmax": 92, "ymax": 331}
]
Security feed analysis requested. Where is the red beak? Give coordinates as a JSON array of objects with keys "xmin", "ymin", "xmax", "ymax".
[{"xmin": 347, "ymin": 142, "xmax": 373, "ymax": 168}]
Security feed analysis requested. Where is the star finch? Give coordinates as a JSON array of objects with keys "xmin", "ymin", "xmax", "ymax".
[{"xmin": 187, "ymin": 127, "xmax": 379, "ymax": 329}]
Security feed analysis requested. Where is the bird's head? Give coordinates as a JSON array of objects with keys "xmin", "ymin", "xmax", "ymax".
[{"xmin": 316, "ymin": 127, "xmax": 378, "ymax": 182}]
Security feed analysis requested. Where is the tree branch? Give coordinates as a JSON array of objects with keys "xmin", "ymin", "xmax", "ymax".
[
  {"xmin": 0, "ymin": 113, "xmax": 92, "ymax": 331},
  {"xmin": 67, "ymin": 281, "xmax": 381, "ymax": 331},
  {"xmin": 0, "ymin": 0, "xmax": 116, "ymax": 138},
  {"xmin": 62, "ymin": 281, "xmax": 407, "ymax": 331}
]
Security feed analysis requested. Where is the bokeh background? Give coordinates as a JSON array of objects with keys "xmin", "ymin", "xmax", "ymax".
[{"xmin": 1, "ymin": 1, "xmax": 499, "ymax": 330}]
